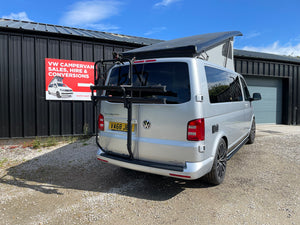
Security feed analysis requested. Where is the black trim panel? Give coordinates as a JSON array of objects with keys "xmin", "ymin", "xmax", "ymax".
[
  {"xmin": 99, "ymin": 152, "xmax": 184, "ymax": 172},
  {"xmin": 226, "ymin": 135, "xmax": 249, "ymax": 160}
]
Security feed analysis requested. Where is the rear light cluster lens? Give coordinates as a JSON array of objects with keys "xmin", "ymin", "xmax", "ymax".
[
  {"xmin": 187, "ymin": 118, "xmax": 205, "ymax": 141},
  {"xmin": 98, "ymin": 114, "xmax": 104, "ymax": 131}
]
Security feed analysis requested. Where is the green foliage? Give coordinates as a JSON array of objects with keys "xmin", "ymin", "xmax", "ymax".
[
  {"xmin": 0, "ymin": 158, "xmax": 8, "ymax": 167},
  {"xmin": 32, "ymin": 138, "xmax": 41, "ymax": 149},
  {"xmin": 31, "ymin": 137, "xmax": 58, "ymax": 149},
  {"xmin": 83, "ymin": 123, "xmax": 89, "ymax": 136},
  {"xmin": 22, "ymin": 141, "xmax": 33, "ymax": 148},
  {"xmin": 42, "ymin": 137, "xmax": 57, "ymax": 148},
  {"xmin": 66, "ymin": 136, "xmax": 78, "ymax": 143},
  {"xmin": 209, "ymin": 84, "xmax": 229, "ymax": 97}
]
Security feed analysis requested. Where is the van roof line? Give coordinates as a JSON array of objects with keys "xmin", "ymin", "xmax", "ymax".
[{"xmin": 121, "ymin": 31, "xmax": 242, "ymax": 60}]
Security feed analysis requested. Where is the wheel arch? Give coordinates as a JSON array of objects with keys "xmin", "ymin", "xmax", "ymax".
[
  {"xmin": 210, "ymin": 132, "xmax": 228, "ymax": 160},
  {"xmin": 222, "ymin": 136, "xmax": 228, "ymax": 149}
]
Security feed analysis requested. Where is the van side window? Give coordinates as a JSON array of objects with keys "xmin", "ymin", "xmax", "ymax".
[
  {"xmin": 205, "ymin": 66, "xmax": 243, "ymax": 103},
  {"xmin": 240, "ymin": 78, "xmax": 251, "ymax": 101}
]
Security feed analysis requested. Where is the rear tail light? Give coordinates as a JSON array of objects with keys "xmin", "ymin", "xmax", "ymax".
[
  {"xmin": 98, "ymin": 114, "xmax": 104, "ymax": 131},
  {"xmin": 187, "ymin": 118, "xmax": 205, "ymax": 141}
]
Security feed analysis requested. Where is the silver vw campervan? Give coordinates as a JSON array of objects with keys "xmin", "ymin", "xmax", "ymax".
[
  {"xmin": 91, "ymin": 31, "xmax": 261, "ymax": 185},
  {"xmin": 48, "ymin": 76, "xmax": 73, "ymax": 98}
]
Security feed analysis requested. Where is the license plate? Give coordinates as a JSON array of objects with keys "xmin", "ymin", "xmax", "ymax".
[{"xmin": 109, "ymin": 122, "xmax": 135, "ymax": 132}]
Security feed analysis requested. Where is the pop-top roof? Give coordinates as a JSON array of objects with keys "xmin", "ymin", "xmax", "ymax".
[
  {"xmin": 0, "ymin": 18, "xmax": 162, "ymax": 46},
  {"xmin": 122, "ymin": 31, "xmax": 242, "ymax": 59}
]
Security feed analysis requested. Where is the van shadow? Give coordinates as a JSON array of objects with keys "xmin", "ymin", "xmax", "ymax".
[{"xmin": 0, "ymin": 138, "xmax": 212, "ymax": 201}]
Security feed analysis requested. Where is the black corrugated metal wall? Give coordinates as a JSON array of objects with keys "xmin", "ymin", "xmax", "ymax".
[
  {"xmin": 234, "ymin": 56, "xmax": 300, "ymax": 125},
  {"xmin": 0, "ymin": 30, "xmax": 136, "ymax": 138},
  {"xmin": 1, "ymin": 29, "xmax": 300, "ymax": 138}
]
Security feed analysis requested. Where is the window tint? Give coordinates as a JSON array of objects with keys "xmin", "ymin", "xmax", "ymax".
[
  {"xmin": 240, "ymin": 78, "xmax": 251, "ymax": 101},
  {"xmin": 107, "ymin": 62, "xmax": 190, "ymax": 104},
  {"xmin": 205, "ymin": 66, "xmax": 243, "ymax": 103}
]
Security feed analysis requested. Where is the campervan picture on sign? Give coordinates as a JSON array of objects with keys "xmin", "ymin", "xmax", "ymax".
[{"xmin": 45, "ymin": 58, "xmax": 94, "ymax": 101}]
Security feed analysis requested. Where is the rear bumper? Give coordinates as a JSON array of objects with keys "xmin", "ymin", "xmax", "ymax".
[{"xmin": 97, "ymin": 148, "xmax": 213, "ymax": 180}]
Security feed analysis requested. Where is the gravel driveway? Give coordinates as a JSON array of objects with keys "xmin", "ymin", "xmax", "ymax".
[{"xmin": 0, "ymin": 124, "xmax": 299, "ymax": 225}]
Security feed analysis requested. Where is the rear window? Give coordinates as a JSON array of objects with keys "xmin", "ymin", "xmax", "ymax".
[{"xmin": 106, "ymin": 62, "xmax": 190, "ymax": 104}]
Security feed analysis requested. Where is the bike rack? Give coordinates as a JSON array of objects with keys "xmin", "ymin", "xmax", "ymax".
[{"xmin": 90, "ymin": 56, "xmax": 166, "ymax": 159}]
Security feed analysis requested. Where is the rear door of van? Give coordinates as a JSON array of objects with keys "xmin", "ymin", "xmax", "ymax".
[{"xmin": 100, "ymin": 59, "xmax": 196, "ymax": 166}]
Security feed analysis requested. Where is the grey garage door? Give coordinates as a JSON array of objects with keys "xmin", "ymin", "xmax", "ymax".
[{"xmin": 245, "ymin": 76, "xmax": 283, "ymax": 124}]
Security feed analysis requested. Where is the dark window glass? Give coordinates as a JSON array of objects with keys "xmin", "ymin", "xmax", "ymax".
[
  {"xmin": 205, "ymin": 66, "xmax": 243, "ymax": 103},
  {"xmin": 107, "ymin": 62, "xmax": 190, "ymax": 104},
  {"xmin": 240, "ymin": 78, "xmax": 251, "ymax": 101}
]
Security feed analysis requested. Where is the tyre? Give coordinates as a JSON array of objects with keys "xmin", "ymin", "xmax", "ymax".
[
  {"xmin": 56, "ymin": 91, "xmax": 61, "ymax": 98},
  {"xmin": 205, "ymin": 138, "xmax": 227, "ymax": 185},
  {"xmin": 247, "ymin": 119, "xmax": 256, "ymax": 144}
]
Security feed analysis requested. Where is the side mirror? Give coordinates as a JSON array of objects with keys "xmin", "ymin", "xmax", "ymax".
[{"xmin": 250, "ymin": 93, "xmax": 261, "ymax": 101}]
